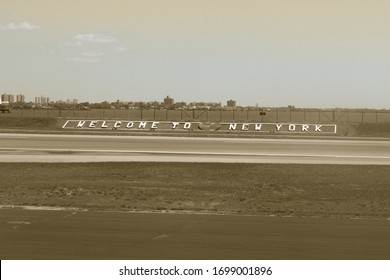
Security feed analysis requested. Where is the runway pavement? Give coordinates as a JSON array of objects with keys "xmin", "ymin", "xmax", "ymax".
[
  {"xmin": 1, "ymin": 208, "xmax": 389, "ymax": 260},
  {"xmin": 0, "ymin": 133, "xmax": 390, "ymax": 164}
]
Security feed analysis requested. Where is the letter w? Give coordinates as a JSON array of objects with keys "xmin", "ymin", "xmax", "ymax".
[{"xmin": 76, "ymin": 121, "xmax": 85, "ymax": 128}]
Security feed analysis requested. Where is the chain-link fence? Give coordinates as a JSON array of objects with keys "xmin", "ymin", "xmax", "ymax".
[{"xmin": 5, "ymin": 108, "xmax": 390, "ymax": 123}]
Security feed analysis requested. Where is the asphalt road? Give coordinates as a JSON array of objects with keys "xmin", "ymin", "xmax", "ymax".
[
  {"xmin": 1, "ymin": 209, "xmax": 389, "ymax": 260},
  {"xmin": 0, "ymin": 133, "xmax": 390, "ymax": 164}
]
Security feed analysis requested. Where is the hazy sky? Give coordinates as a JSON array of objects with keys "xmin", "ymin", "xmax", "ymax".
[{"xmin": 1, "ymin": 0, "xmax": 389, "ymax": 108}]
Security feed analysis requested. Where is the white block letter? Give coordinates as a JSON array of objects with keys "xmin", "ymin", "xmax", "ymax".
[
  {"xmin": 114, "ymin": 121, "xmax": 122, "ymax": 128},
  {"xmin": 101, "ymin": 121, "xmax": 108, "ymax": 128},
  {"xmin": 76, "ymin": 120, "xmax": 85, "ymax": 128},
  {"xmin": 315, "ymin": 125, "xmax": 322, "ymax": 132},
  {"xmin": 89, "ymin": 121, "xmax": 97, "ymax": 128},
  {"xmin": 139, "ymin": 122, "xmax": 147, "ymax": 129},
  {"xmin": 151, "ymin": 122, "xmax": 159, "ymax": 129},
  {"xmin": 229, "ymin": 123, "xmax": 237, "ymax": 130}
]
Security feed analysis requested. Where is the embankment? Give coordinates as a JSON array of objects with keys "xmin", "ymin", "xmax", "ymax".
[{"xmin": 0, "ymin": 116, "xmax": 390, "ymax": 138}]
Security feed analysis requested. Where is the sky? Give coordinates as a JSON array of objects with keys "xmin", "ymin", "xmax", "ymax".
[{"xmin": 1, "ymin": 0, "xmax": 389, "ymax": 108}]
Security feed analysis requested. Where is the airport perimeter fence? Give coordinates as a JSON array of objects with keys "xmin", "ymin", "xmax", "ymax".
[{"xmin": 5, "ymin": 108, "xmax": 390, "ymax": 124}]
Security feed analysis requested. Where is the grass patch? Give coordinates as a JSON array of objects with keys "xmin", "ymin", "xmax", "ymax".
[
  {"xmin": 0, "ymin": 116, "xmax": 58, "ymax": 130},
  {"xmin": 1, "ymin": 162, "xmax": 389, "ymax": 219},
  {"xmin": 353, "ymin": 123, "xmax": 390, "ymax": 137}
]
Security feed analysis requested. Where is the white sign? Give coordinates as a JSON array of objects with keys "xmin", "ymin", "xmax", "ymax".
[{"xmin": 62, "ymin": 120, "xmax": 337, "ymax": 133}]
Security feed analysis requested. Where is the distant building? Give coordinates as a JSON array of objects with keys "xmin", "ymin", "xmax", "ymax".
[
  {"xmin": 16, "ymin": 94, "xmax": 25, "ymax": 103},
  {"xmin": 163, "ymin": 95, "xmax": 174, "ymax": 108},
  {"xmin": 175, "ymin": 101, "xmax": 187, "ymax": 109},
  {"xmin": 1, "ymin": 93, "xmax": 15, "ymax": 103},
  {"xmin": 35, "ymin": 95, "xmax": 50, "ymax": 105},
  {"xmin": 227, "ymin": 99, "xmax": 236, "ymax": 108}
]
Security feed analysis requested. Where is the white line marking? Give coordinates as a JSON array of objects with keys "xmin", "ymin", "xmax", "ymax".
[
  {"xmin": 1, "ymin": 147, "xmax": 390, "ymax": 159},
  {"xmin": 63, "ymin": 212, "xmax": 77, "ymax": 218},
  {"xmin": 152, "ymin": 234, "xmax": 169, "ymax": 240},
  {"xmin": 62, "ymin": 120, "xmax": 70, "ymax": 129},
  {"xmin": 8, "ymin": 221, "xmax": 30, "ymax": 225}
]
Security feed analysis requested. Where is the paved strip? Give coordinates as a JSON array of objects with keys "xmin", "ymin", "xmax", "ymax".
[
  {"xmin": 1, "ymin": 209, "xmax": 389, "ymax": 260},
  {"xmin": 0, "ymin": 133, "xmax": 389, "ymax": 164}
]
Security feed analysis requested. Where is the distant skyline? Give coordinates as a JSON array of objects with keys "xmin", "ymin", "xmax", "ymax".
[{"xmin": 1, "ymin": 0, "xmax": 389, "ymax": 108}]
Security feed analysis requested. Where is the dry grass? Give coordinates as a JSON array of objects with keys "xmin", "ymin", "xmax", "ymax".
[
  {"xmin": 0, "ymin": 116, "xmax": 58, "ymax": 130},
  {"xmin": 1, "ymin": 115, "xmax": 390, "ymax": 137},
  {"xmin": 353, "ymin": 123, "xmax": 390, "ymax": 137},
  {"xmin": 1, "ymin": 162, "xmax": 389, "ymax": 219}
]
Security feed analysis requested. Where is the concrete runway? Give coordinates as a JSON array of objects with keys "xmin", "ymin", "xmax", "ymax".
[
  {"xmin": 1, "ymin": 209, "xmax": 390, "ymax": 260},
  {"xmin": 0, "ymin": 133, "xmax": 390, "ymax": 164}
]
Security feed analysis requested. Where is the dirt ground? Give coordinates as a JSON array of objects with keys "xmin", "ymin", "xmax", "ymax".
[{"xmin": 1, "ymin": 162, "xmax": 389, "ymax": 219}]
